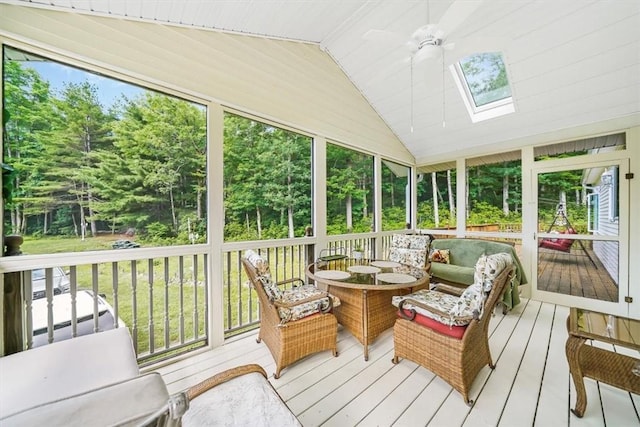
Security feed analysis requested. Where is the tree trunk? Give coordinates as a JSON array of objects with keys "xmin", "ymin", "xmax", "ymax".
[
  {"xmin": 169, "ymin": 187, "xmax": 177, "ymax": 232},
  {"xmin": 288, "ymin": 205, "xmax": 294, "ymax": 239},
  {"xmin": 390, "ymin": 175, "xmax": 395, "ymax": 207},
  {"xmin": 88, "ymin": 186, "xmax": 97, "ymax": 237},
  {"xmin": 43, "ymin": 210, "xmax": 49, "ymax": 235},
  {"xmin": 361, "ymin": 178, "xmax": 368, "ymax": 218},
  {"xmin": 196, "ymin": 185, "xmax": 203, "ymax": 219},
  {"xmin": 503, "ymin": 173, "xmax": 510, "ymax": 216},
  {"xmin": 431, "ymin": 172, "xmax": 439, "ymax": 227},
  {"xmin": 256, "ymin": 207, "xmax": 262, "ymax": 239},
  {"xmin": 346, "ymin": 194, "xmax": 353, "ymax": 232},
  {"xmin": 72, "ymin": 211, "xmax": 79, "ymax": 237},
  {"xmin": 80, "ymin": 205, "xmax": 86, "ymax": 240}
]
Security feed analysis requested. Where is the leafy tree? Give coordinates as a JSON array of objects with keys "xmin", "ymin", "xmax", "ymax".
[
  {"xmin": 3, "ymin": 60, "xmax": 56, "ymax": 234},
  {"xmin": 110, "ymin": 92, "xmax": 206, "ymax": 234},
  {"xmin": 44, "ymin": 81, "xmax": 115, "ymax": 238},
  {"xmin": 326, "ymin": 143, "xmax": 373, "ymax": 234}
]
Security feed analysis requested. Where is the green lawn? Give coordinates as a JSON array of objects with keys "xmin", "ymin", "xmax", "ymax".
[
  {"xmin": 21, "ymin": 236, "xmax": 207, "ymax": 357},
  {"xmin": 19, "ymin": 236, "xmax": 306, "ymax": 358}
]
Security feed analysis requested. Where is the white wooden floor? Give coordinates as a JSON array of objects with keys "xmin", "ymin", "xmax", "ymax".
[{"xmin": 154, "ymin": 299, "xmax": 640, "ymax": 426}]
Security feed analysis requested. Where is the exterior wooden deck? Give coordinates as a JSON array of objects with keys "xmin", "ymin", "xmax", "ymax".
[
  {"xmin": 154, "ymin": 299, "xmax": 639, "ymax": 426},
  {"xmin": 538, "ymin": 247, "xmax": 619, "ymax": 302}
]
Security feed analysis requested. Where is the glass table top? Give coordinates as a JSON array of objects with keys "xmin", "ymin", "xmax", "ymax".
[{"xmin": 570, "ymin": 308, "xmax": 640, "ymax": 350}]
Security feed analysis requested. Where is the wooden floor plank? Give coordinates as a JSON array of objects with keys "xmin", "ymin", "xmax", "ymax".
[
  {"xmin": 500, "ymin": 301, "xmax": 553, "ymax": 426},
  {"xmin": 395, "ymin": 376, "xmax": 462, "ymax": 426},
  {"xmin": 296, "ymin": 348, "xmax": 396, "ymax": 426},
  {"xmin": 534, "ymin": 304, "xmax": 571, "ymax": 427},
  {"xmin": 152, "ymin": 299, "xmax": 638, "ymax": 427},
  {"xmin": 359, "ymin": 366, "xmax": 436, "ymax": 426},
  {"xmin": 599, "ymin": 383, "xmax": 640, "ymax": 426},
  {"xmin": 322, "ymin": 356, "xmax": 418, "ymax": 426},
  {"xmin": 537, "ymin": 249, "xmax": 618, "ymax": 302},
  {"xmin": 464, "ymin": 299, "xmax": 542, "ymax": 426}
]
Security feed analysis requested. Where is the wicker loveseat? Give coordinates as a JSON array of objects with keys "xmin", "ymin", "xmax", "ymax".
[{"xmin": 429, "ymin": 238, "xmax": 526, "ymax": 311}]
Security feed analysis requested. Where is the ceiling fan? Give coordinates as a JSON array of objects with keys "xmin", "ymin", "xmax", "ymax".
[
  {"xmin": 363, "ymin": 0, "xmax": 483, "ymax": 66},
  {"xmin": 363, "ymin": 0, "xmax": 484, "ymax": 130}
]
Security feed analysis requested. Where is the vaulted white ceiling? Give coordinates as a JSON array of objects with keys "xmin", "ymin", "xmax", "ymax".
[{"xmin": 3, "ymin": 0, "xmax": 640, "ymax": 164}]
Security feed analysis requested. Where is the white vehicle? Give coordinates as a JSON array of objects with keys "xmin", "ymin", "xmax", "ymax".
[
  {"xmin": 31, "ymin": 290, "xmax": 123, "ymax": 348},
  {"xmin": 31, "ymin": 267, "xmax": 71, "ymax": 299}
]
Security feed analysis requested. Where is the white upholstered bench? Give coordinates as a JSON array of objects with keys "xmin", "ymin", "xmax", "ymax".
[{"xmin": 0, "ymin": 328, "xmax": 300, "ymax": 426}]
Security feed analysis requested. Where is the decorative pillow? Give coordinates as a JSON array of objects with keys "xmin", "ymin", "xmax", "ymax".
[
  {"xmin": 429, "ymin": 249, "xmax": 450, "ymax": 264},
  {"xmin": 408, "ymin": 234, "xmax": 432, "ymax": 250},
  {"xmin": 391, "ymin": 234, "xmax": 411, "ymax": 248},
  {"xmin": 389, "ymin": 247, "xmax": 427, "ymax": 269},
  {"xmin": 449, "ymin": 282, "xmax": 485, "ymax": 320},
  {"xmin": 258, "ymin": 276, "xmax": 283, "ymax": 302},
  {"xmin": 244, "ymin": 249, "xmax": 271, "ymax": 276},
  {"xmin": 474, "ymin": 252, "xmax": 513, "ymax": 292}
]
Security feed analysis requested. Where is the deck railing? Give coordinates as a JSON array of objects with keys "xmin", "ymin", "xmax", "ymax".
[
  {"xmin": 2, "ymin": 246, "xmax": 209, "ymax": 366},
  {"xmin": 2, "ymin": 232, "xmax": 406, "ymax": 364}
]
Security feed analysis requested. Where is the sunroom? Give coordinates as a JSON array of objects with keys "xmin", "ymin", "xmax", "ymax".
[{"xmin": 1, "ymin": 1, "xmax": 639, "ymax": 425}]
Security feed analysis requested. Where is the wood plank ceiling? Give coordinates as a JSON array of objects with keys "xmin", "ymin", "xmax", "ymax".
[{"xmin": 3, "ymin": 0, "xmax": 640, "ymax": 164}]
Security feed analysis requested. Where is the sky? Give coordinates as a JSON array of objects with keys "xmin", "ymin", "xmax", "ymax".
[{"xmin": 24, "ymin": 60, "xmax": 144, "ymax": 109}]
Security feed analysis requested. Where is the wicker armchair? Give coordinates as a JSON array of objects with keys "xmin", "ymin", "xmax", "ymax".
[
  {"xmin": 392, "ymin": 262, "xmax": 515, "ymax": 405},
  {"xmin": 242, "ymin": 252, "xmax": 338, "ymax": 378}
]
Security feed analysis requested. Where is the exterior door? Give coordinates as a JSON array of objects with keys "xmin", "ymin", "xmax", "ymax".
[{"xmin": 532, "ymin": 155, "xmax": 629, "ymax": 316}]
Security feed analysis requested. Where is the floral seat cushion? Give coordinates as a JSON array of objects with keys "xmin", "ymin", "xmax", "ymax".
[
  {"xmin": 392, "ymin": 288, "xmax": 474, "ymax": 327},
  {"xmin": 277, "ymin": 285, "xmax": 340, "ymax": 324},
  {"xmin": 393, "ymin": 252, "xmax": 514, "ymax": 333}
]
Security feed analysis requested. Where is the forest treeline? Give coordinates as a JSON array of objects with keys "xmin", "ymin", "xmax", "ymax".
[{"xmin": 3, "ymin": 54, "xmax": 588, "ymax": 247}]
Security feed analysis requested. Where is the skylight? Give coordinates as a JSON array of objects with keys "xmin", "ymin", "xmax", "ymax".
[{"xmin": 450, "ymin": 52, "xmax": 515, "ymax": 123}]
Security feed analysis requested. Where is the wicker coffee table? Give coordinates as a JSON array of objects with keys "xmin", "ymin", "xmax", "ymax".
[
  {"xmin": 566, "ymin": 307, "xmax": 640, "ymax": 417},
  {"xmin": 306, "ymin": 259, "xmax": 429, "ymax": 361}
]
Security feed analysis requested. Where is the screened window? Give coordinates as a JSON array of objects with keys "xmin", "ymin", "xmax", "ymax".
[
  {"xmin": 381, "ymin": 160, "xmax": 411, "ymax": 231},
  {"xmin": 416, "ymin": 163, "xmax": 456, "ymax": 230},
  {"xmin": 3, "ymin": 46, "xmax": 207, "ymax": 253},
  {"xmin": 466, "ymin": 153, "xmax": 522, "ymax": 233},
  {"xmin": 326, "ymin": 143, "xmax": 374, "ymax": 235},
  {"xmin": 223, "ymin": 113, "xmax": 312, "ymax": 241},
  {"xmin": 451, "ymin": 52, "xmax": 514, "ymax": 123},
  {"xmin": 604, "ymin": 169, "xmax": 619, "ymax": 222}
]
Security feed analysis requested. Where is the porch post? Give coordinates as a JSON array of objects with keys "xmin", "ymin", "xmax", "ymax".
[{"xmin": 3, "ymin": 234, "xmax": 24, "ymax": 355}]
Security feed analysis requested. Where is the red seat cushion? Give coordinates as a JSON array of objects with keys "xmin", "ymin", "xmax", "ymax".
[
  {"xmin": 540, "ymin": 228, "xmax": 576, "ymax": 252},
  {"xmin": 398, "ymin": 309, "xmax": 467, "ymax": 339}
]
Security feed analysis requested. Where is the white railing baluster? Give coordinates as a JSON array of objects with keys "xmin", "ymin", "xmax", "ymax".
[
  {"xmin": 179, "ymin": 256, "xmax": 185, "ymax": 344},
  {"xmin": 91, "ymin": 264, "xmax": 99, "ymax": 334},
  {"xmin": 131, "ymin": 260, "xmax": 138, "ymax": 354},
  {"xmin": 148, "ymin": 259, "xmax": 155, "ymax": 354},
  {"xmin": 111, "ymin": 262, "xmax": 119, "ymax": 330},
  {"xmin": 192, "ymin": 254, "xmax": 199, "ymax": 339},
  {"xmin": 23, "ymin": 271, "xmax": 34, "ymax": 349},
  {"xmin": 163, "ymin": 257, "xmax": 170, "ymax": 349},
  {"xmin": 69, "ymin": 266, "xmax": 78, "ymax": 337}
]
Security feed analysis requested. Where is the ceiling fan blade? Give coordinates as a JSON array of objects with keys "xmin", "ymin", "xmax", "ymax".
[{"xmin": 436, "ymin": 0, "xmax": 483, "ymax": 36}]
